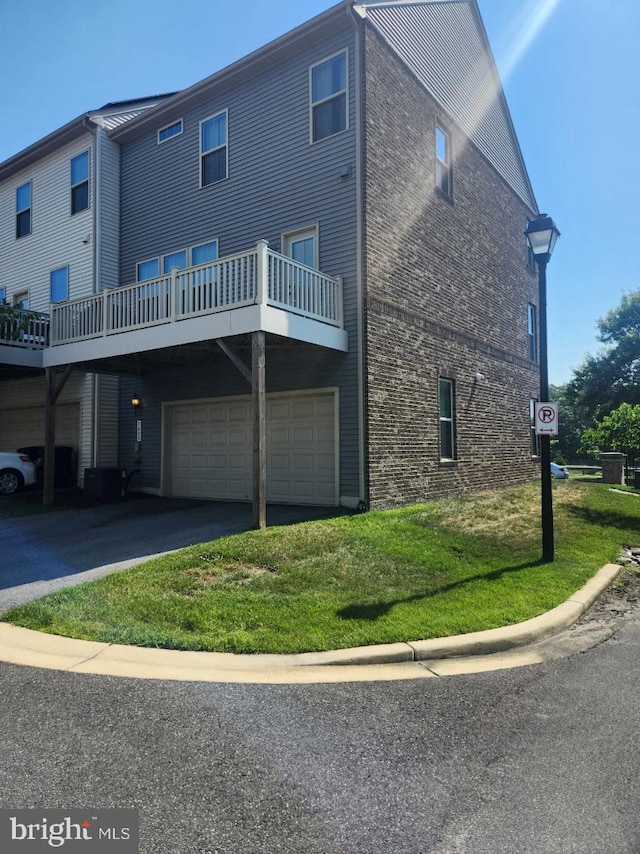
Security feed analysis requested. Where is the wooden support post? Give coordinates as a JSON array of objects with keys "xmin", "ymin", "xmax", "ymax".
[
  {"xmin": 43, "ymin": 365, "xmax": 73, "ymax": 506},
  {"xmin": 252, "ymin": 330, "xmax": 266, "ymax": 530}
]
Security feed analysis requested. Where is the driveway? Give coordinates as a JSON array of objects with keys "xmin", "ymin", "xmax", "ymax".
[{"xmin": 0, "ymin": 497, "xmax": 331, "ymax": 611}]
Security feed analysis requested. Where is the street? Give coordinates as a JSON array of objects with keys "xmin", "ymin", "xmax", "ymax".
[{"xmin": 1, "ymin": 608, "xmax": 639, "ymax": 853}]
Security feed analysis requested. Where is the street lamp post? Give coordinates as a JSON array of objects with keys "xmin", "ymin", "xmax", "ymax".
[{"xmin": 525, "ymin": 213, "xmax": 560, "ymax": 563}]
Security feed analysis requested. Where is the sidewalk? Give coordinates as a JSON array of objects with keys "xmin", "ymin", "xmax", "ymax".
[{"xmin": 0, "ymin": 564, "xmax": 621, "ymax": 684}]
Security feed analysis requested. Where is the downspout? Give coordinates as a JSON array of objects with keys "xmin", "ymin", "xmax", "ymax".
[
  {"xmin": 82, "ymin": 117, "xmax": 100, "ymax": 467},
  {"xmin": 347, "ymin": 3, "xmax": 368, "ymax": 507}
]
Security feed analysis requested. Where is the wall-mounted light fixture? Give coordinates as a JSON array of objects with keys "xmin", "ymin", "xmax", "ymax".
[
  {"xmin": 474, "ymin": 372, "xmax": 485, "ymax": 382},
  {"xmin": 131, "ymin": 391, "xmax": 141, "ymax": 413}
]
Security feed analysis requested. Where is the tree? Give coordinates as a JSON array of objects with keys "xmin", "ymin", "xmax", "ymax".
[
  {"xmin": 550, "ymin": 383, "xmax": 592, "ymax": 463},
  {"xmin": 565, "ymin": 290, "xmax": 640, "ymax": 421},
  {"xmin": 579, "ymin": 403, "xmax": 640, "ymax": 464}
]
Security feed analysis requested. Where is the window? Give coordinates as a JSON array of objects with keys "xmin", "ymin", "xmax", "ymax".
[
  {"xmin": 200, "ymin": 111, "xmax": 228, "ymax": 187},
  {"xmin": 136, "ymin": 241, "xmax": 219, "ymax": 280},
  {"xmin": 527, "ymin": 303, "xmax": 538, "ymax": 362},
  {"xmin": 137, "ymin": 259, "xmax": 160, "ymax": 282},
  {"xmin": 439, "ymin": 378, "xmax": 456, "ymax": 460},
  {"xmin": 0, "ymin": 287, "xmax": 5, "ymax": 303},
  {"xmin": 70, "ymin": 151, "xmax": 90, "ymax": 215},
  {"xmin": 16, "ymin": 182, "xmax": 31, "ymax": 238},
  {"xmin": 50, "ymin": 268, "xmax": 68, "ymax": 303},
  {"xmin": 13, "ymin": 291, "xmax": 29, "ymax": 309},
  {"xmin": 436, "ymin": 124, "xmax": 452, "ymax": 196},
  {"xmin": 191, "ymin": 241, "xmax": 218, "ymax": 266},
  {"xmin": 283, "ymin": 227, "xmax": 318, "ymax": 268},
  {"xmin": 530, "ymin": 399, "xmax": 540, "ymax": 456},
  {"xmin": 158, "ymin": 119, "xmax": 183, "ymax": 144},
  {"xmin": 311, "ymin": 51, "xmax": 347, "ymax": 143},
  {"xmin": 162, "ymin": 250, "xmax": 187, "ymax": 274}
]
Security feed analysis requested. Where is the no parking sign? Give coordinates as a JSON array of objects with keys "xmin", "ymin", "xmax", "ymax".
[{"xmin": 534, "ymin": 402, "xmax": 559, "ymax": 436}]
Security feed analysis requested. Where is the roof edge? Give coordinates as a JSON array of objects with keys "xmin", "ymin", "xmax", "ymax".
[{"xmin": 110, "ymin": 1, "xmax": 351, "ymax": 140}]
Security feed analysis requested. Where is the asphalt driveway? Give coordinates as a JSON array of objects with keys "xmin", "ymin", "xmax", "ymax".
[{"xmin": 0, "ymin": 496, "xmax": 331, "ymax": 611}]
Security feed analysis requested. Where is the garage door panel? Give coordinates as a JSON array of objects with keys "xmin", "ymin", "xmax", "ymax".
[{"xmin": 170, "ymin": 393, "xmax": 335, "ymax": 505}]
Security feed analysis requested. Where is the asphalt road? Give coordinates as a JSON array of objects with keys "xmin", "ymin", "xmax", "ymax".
[{"xmin": 1, "ymin": 609, "xmax": 639, "ymax": 853}]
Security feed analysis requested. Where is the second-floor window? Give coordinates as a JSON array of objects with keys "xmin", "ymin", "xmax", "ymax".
[
  {"xmin": 436, "ymin": 124, "xmax": 452, "ymax": 196},
  {"xmin": 71, "ymin": 151, "xmax": 90, "ymax": 215},
  {"xmin": 527, "ymin": 303, "xmax": 538, "ymax": 362},
  {"xmin": 200, "ymin": 111, "xmax": 228, "ymax": 187},
  {"xmin": 310, "ymin": 51, "xmax": 347, "ymax": 143},
  {"xmin": 50, "ymin": 267, "xmax": 69, "ymax": 302},
  {"xmin": 16, "ymin": 182, "xmax": 32, "ymax": 238}
]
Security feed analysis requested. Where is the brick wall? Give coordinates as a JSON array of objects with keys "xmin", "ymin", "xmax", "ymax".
[{"xmin": 362, "ymin": 25, "xmax": 540, "ymax": 507}]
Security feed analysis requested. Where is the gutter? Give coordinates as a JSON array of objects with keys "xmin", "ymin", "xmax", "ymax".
[{"xmin": 346, "ymin": 4, "xmax": 368, "ymax": 507}]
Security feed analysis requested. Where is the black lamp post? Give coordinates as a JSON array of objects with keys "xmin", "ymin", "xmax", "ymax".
[{"xmin": 525, "ymin": 213, "xmax": 560, "ymax": 563}]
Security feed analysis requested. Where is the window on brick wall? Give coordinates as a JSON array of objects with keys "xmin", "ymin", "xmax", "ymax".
[
  {"xmin": 527, "ymin": 303, "xmax": 538, "ymax": 361},
  {"xmin": 436, "ymin": 124, "xmax": 452, "ymax": 196},
  {"xmin": 439, "ymin": 378, "xmax": 456, "ymax": 460},
  {"xmin": 530, "ymin": 398, "xmax": 540, "ymax": 456}
]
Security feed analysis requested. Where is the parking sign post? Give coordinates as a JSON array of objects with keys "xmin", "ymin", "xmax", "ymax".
[{"xmin": 525, "ymin": 214, "xmax": 561, "ymax": 564}]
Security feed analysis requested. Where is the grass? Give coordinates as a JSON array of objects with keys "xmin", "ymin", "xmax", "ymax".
[{"xmin": 3, "ymin": 480, "xmax": 639, "ymax": 654}]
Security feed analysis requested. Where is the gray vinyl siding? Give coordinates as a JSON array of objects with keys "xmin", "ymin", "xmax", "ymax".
[
  {"xmin": 94, "ymin": 374, "xmax": 120, "ymax": 466},
  {"xmin": 95, "ymin": 129, "xmax": 121, "ymax": 290},
  {"xmin": 118, "ymin": 23, "xmax": 361, "ymax": 501},
  {"xmin": 0, "ymin": 133, "xmax": 96, "ymax": 312},
  {"xmin": 364, "ymin": 1, "xmax": 537, "ymax": 211}
]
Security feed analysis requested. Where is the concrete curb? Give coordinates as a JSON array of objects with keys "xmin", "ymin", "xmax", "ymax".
[{"xmin": 0, "ymin": 563, "xmax": 622, "ymax": 683}]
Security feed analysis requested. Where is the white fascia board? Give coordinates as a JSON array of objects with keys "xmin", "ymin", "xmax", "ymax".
[
  {"xmin": 44, "ymin": 307, "xmax": 348, "ymax": 367},
  {"xmin": 0, "ymin": 346, "xmax": 44, "ymax": 369}
]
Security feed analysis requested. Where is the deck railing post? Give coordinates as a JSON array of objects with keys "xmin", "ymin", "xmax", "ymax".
[
  {"xmin": 335, "ymin": 275, "xmax": 343, "ymax": 327},
  {"xmin": 102, "ymin": 287, "xmax": 109, "ymax": 336},
  {"xmin": 255, "ymin": 239, "xmax": 269, "ymax": 306},
  {"xmin": 170, "ymin": 268, "xmax": 178, "ymax": 320}
]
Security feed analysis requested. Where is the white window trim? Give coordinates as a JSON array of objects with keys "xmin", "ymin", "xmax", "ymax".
[
  {"xmin": 439, "ymin": 377, "xmax": 456, "ymax": 462},
  {"xmin": 70, "ymin": 150, "xmax": 90, "ymax": 215},
  {"xmin": 136, "ymin": 240, "xmax": 220, "ymax": 281},
  {"xmin": 309, "ymin": 49, "xmax": 349, "ymax": 145},
  {"xmin": 282, "ymin": 225, "xmax": 319, "ymax": 269},
  {"xmin": 13, "ymin": 290, "xmax": 30, "ymax": 309},
  {"xmin": 199, "ymin": 109, "xmax": 229, "ymax": 189},
  {"xmin": 158, "ymin": 119, "xmax": 184, "ymax": 145},
  {"xmin": 527, "ymin": 303, "xmax": 538, "ymax": 362},
  {"xmin": 16, "ymin": 180, "xmax": 32, "ymax": 238},
  {"xmin": 435, "ymin": 122, "xmax": 453, "ymax": 197}
]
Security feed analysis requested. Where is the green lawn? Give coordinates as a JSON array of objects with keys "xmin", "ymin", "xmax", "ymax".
[{"xmin": 3, "ymin": 480, "xmax": 639, "ymax": 654}]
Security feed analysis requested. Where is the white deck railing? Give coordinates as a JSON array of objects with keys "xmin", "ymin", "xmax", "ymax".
[
  {"xmin": 50, "ymin": 241, "xmax": 343, "ymax": 346},
  {"xmin": 0, "ymin": 310, "xmax": 49, "ymax": 349}
]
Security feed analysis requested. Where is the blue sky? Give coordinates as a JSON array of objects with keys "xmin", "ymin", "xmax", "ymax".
[{"xmin": 1, "ymin": 0, "xmax": 637, "ymax": 386}]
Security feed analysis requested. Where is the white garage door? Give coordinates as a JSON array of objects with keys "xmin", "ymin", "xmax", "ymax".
[
  {"xmin": 0, "ymin": 404, "xmax": 80, "ymax": 453},
  {"xmin": 170, "ymin": 392, "xmax": 336, "ymax": 505}
]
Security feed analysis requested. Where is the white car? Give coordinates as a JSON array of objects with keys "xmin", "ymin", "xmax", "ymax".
[
  {"xmin": 551, "ymin": 462, "xmax": 569, "ymax": 480},
  {"xmin": 0, "ymin": 451, "xmax": 38, "ymax": 496}
]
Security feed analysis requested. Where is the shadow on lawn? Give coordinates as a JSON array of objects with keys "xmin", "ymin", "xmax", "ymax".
[
  {"xmin": 566, "ymin": 503, "xmax": 640, "ymax": 535},
  {"xmin": 337, "ymin": 559, "xmax": 539, "ymax": 621}
]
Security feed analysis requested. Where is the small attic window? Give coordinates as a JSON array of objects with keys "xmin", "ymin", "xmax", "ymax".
[{"xmin": 158, "ymin": 120, "xmax": 183, "ymax": 144}]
